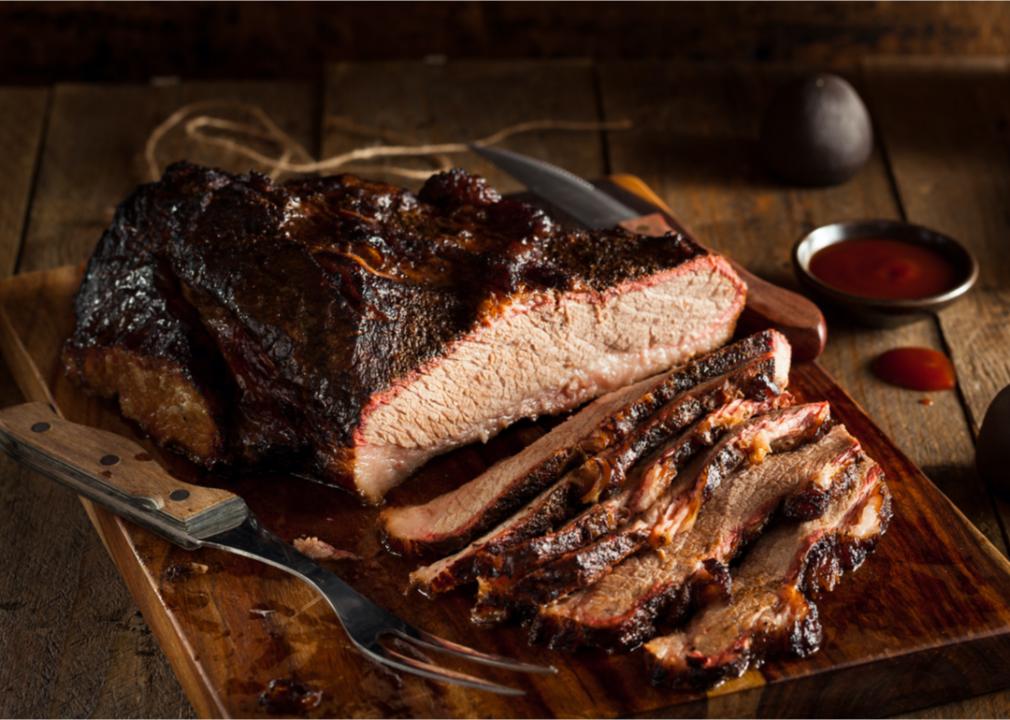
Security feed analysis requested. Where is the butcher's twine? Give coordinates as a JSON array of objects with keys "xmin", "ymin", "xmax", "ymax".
[{"xmin": 144, "ymin": 100, "xmax": 632, "ymax": 183}]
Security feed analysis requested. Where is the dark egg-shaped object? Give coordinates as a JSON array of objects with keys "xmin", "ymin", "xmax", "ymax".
[
  {"xmin": 977, "ymin": 385, "xmax": 1010, "ymax": 500},
  {"xmin": 760, "ymin": 73, "xmax": 873, "ymax": 186}
]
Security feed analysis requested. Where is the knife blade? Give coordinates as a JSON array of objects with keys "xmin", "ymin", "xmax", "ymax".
[
  {"xmin": 471, "ymin": 144, "xmax": 827, "ymax": 362},
  {"xmin": 471, "ymin": 144, "xmax": 637, "ymax": 229}
]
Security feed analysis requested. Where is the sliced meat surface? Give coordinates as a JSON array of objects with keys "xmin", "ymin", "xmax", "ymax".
[
  {"xmin": 474, "ymin": 401, "xmax": 832, "ymax": 622},
  {"xmin": 385, "ymin": 330, "xmax": 789, "ymax": 557},
  {"xmin": 382, "ymin": 375, "xmax": 658, "ymax": 558},
  {"xmin": 645, "ymin": 460, "xmax": 891, "ymax": 688},
  {"xmin": 406, "ymin": 333, "xmax": 791, "ymax": 592},
  {"xmin": 480, "ymin": 395, "xmax": 792, "ymax": 585},
  {"xmin": 531, "ymin": 423, "xmax": 862, "ymax": 651}
]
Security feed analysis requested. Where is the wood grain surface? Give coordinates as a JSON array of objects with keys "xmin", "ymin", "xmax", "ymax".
[
  {"xmin": 0, "ymin": 80, "xmax": 313, "ymax": 719},
  {"xmin": 1, "ymin": 59, "xmax": 1009, "ymax": 717}
]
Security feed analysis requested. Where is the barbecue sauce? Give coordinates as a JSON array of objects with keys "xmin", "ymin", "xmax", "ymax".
[
  {"xmin": 872, "ymin": 347, "xmax": 956, "ymax": 392},
  {"xmin": 809, "ymin": 238, "xmax": 958, "ymax": 300}
]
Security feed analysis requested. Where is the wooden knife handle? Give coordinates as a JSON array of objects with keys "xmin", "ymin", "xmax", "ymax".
[
  {"xmin": 0, "ymin": 402, "xmax": 248, "ymax": 547},
  {"xmin": 611, "ymin": 175, "xmax": 827, "ymax": 363}
]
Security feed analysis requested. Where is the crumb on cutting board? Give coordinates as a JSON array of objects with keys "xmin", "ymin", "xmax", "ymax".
[{"xmin": 293, "ymin": 536, "xmax": 359, "ymax": 561}]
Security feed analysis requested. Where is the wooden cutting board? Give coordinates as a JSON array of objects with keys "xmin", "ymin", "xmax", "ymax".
[{"xmin": 3, "ymin": 179, "xmax": 1010, "ymax": 718}]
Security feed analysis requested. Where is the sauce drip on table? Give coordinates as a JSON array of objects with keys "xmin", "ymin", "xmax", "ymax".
[
  {"xmin": 872, "ymin": 347, "xmax": 956, "ymax": 392},
  {"xmin": 810, "ymin": 237, "xmax": 958, "ymax": 300}
]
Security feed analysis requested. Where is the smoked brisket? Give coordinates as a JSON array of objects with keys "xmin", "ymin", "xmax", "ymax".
[{"xmin": 64, "ymin": 163, "xmax": 747, "ymax": 501}]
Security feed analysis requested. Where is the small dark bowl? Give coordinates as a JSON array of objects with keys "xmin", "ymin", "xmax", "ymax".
[{"xmin": 792, "ymin": 219, "xmax": 978, "ymax": 327}]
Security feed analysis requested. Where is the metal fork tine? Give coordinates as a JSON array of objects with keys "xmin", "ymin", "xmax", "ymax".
[
  {"xmin": 366, "ymin": 643, "xmax": 526, "ymax": 696},
  {"xmin": 395, "ymin": 627, "xmax": 557, "ymax": 675}
]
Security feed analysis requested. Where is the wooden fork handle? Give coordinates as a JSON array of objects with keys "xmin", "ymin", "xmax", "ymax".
[
  {"xmin": 0, "ymin": 402, "xmax": 247, "ymax": 547},
  {"xmin": 611, "ymin": 175, "xmax": 827, "ymax": 362}
]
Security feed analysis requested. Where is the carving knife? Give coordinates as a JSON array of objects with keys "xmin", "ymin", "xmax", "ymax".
[{"xmin": 470, "ymin": 144, "xmax": 827, "ymax": 362}]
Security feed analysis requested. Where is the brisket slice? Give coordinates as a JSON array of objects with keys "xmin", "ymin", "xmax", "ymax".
[
  {"xmin": 385, "ymin": 330, "xmax": 788, "ymax": 557},
  {"xmin": 472, "ymin": 401, "xmax": 830, "ymax": 622},
  {"xmin": 478, "ymin": 395, "xmax": 791, "ymax": 585},
  {"xmin": 406, "ymin": 334, "xmax": 790, "ymax": 591},
  {"xmin": 65, "ymin": 163, "xmax": 746, "ymax": 502},
  {"xmin": 645, "ymin": 460, "xmax": 891, "ymax": 688},
  {"xmin": 531, "ymin": 423, "xmax": 862, "ymax": 651}
]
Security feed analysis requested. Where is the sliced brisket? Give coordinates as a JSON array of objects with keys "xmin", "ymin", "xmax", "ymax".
[
  {"xmin": 382, "ymin": 374, "xmax": 660, "ymax": 558},
  {"xmin": 531, "ymin": 423, "xmax": 862, "ymax": 651},
  {"xmin": 645, "ymin": 460, "xmax": 891, "ymax": 688},
  {"xmin": 405, "ymin": 333, "xmax": 791, "ymax": 592},
  {"xmin": 473, "ymin": 401, "xmax": 831, "ymax": 622},
  {"xmin": 479, "ymin": 395, "xmax": 791, "ymax": 585},
  {"xmin": 385, "ymin": 331, "xmax": 788, "ymax": 557},
  {"xmin": 64, "ymin": 163, "xmax": 747, "ymax": 501}
]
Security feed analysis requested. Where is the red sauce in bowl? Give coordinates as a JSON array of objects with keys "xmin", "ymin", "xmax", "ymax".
[
  {"xmin": 872, "ymin": 347, "xmax": 956, "ymax": 392},
  {"xmin": 809, "ymin": 237, "xmax": 958, "ymax": 300}
]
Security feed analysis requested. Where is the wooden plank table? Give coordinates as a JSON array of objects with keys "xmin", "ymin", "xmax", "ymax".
[{"xmin": 0, "ymin": 58, "xmax": 1008, "ymax": 717}]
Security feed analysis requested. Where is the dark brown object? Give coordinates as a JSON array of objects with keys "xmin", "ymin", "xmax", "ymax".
[
  {"xmin": 63, "ymin": 163, "xmax": 746, "ymax": 503},
  {"xmin": 473, "ymin": 401, "xmax": 840, "ymax": 624},
  {"xmin": 477, "ymin": 394, "xmax": 791, "ymax": 585},
  {"xmin": 977, "ymin": 385, "xmax": 1010, "ymax": 502},
  {"xmin": 7, "ymin": 233, "xmax": 1010, "ymax": 719},
  {"xmin": 529, "ymin": 410, "xmax": 841, "ymax": 651},
  {"xmin": 760, "ymin": 74, "xmax": 873, "ymax": 186}
]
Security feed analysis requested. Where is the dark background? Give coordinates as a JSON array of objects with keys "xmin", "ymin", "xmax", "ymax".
[{"xmin": 2, "ymin": 1, "xmax": 1010, "ymax": 84}]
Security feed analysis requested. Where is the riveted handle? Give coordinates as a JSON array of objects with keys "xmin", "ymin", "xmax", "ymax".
[{"xmin": 0, "ymin": 402, "xmax": 248, "ymax": 547}]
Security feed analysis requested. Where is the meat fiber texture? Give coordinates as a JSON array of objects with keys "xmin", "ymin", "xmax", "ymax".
[
  {"xmin": 394, "ymin": 331, "xmax": 892, "ymax": 688},
  {"xmin": 472, "ymin": 400, "xmax": 830, "ymax": 622},
  {"xmin": 398, "ymin": 331, "xmax": 791, "ymax": 594},
  {"xmin": 382, "ymin": 330, "xmax": 790, "ymax": 560},
  {"xmin": 529, "ymin": 406, "xmax": 841, "ymax": 651},
  {"xmin": 63, "ymin": 163, "xmax": 747, "ymax": 502},
  {"xmin": 645, "ymin": 460, "xmax": 891, "ymax": 688}
]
